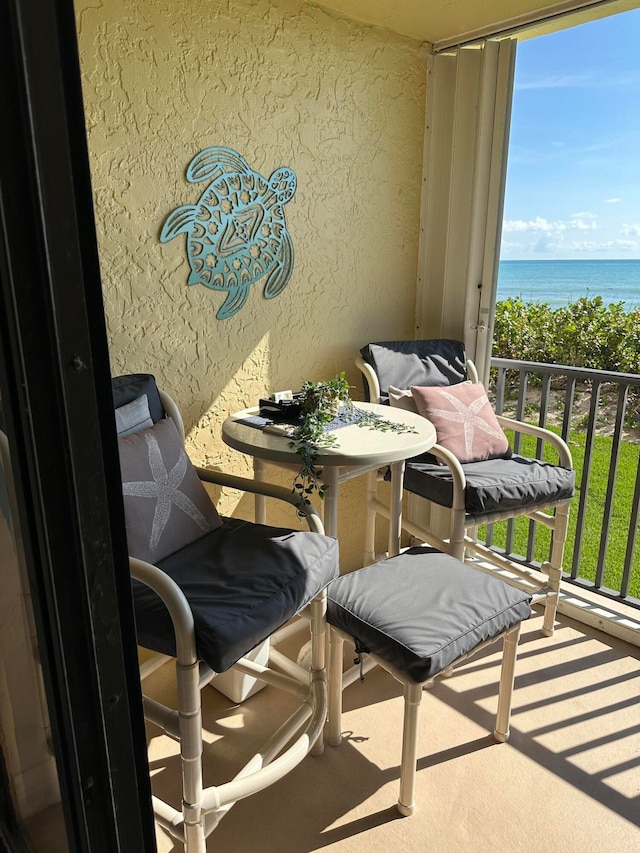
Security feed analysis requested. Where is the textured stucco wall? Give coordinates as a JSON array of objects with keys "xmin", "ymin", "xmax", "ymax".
[{"xmin": 76, "ymin": 0, "xmax": 426, "ymax": 567}]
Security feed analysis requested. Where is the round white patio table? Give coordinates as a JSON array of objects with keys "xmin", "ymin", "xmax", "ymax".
[{"xmin": 222, "ymin": 402, "xmax": 436, "ymax": 557}]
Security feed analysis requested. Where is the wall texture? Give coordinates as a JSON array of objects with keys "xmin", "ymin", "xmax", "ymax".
[{"xmin": 76, "ymin": 0, "xmax": 426, "ymax": 567}]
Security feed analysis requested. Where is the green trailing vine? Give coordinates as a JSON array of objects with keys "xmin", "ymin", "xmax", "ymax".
[{"xmin": 289, "ymin": 371, "xmax": 418, "ymax": 509}]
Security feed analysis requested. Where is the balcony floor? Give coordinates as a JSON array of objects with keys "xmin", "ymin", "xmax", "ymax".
[{"xmin": 145, "ymin": 606, "xmax": 640, "ymax": 853}]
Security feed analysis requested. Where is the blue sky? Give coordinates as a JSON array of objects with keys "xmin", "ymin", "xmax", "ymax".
[{"xmin": 500, "ymin": 8, "xmax": 640, "ymax": 260}]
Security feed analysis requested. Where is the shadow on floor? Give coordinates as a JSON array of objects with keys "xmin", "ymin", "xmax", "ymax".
[{"xmin": 148, "ymin": 610, "xmax": 640, "ymax": 852}]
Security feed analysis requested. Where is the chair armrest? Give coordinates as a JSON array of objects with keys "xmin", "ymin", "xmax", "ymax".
[
  {"xmin": 355, "ymin": 356, "xmax": 381, "ymax": 404},
  {"xmin": 495, "ymin": 415, "xmax": 573, "ymax": 469},
  {"xmin": 158, "ymin": 389, "xmax": 185, "ymax": 444},
  {"xmin": 129, "ymin": 557, "xmax": 197, "ymax": 664},
  {"xmin": 425, "ymin": 443, "xmax": 467, "ymax": 511},
  {"xmin": 195, "ymin": 467, "xmax": 326, "ymax": 535}
]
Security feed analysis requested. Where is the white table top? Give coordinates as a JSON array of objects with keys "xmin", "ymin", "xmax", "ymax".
[{"xmin": 221, "ymin": 402, "xmax": 436, "ymax": 468}]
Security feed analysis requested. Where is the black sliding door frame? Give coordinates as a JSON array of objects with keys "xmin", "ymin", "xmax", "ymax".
[{"xmin": 0, "ymin": 0, "xmax": 155, "ymax": 849}]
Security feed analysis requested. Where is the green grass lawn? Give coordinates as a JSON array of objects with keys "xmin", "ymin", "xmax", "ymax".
[{"xmin": 481, "ymin": 428, "xmax": 640, "ymax": 600}]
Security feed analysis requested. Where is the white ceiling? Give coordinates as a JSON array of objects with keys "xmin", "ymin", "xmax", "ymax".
[{"xmin": 310, "ymin": 0, "xmax": 640, "ymax": 48}]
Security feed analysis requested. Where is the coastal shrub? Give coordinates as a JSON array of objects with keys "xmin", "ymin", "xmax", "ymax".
[
  {"xmin": 493, "ymin": 297, "xmax": 558, "ymax": 364},
  {"xmin": 493, "ymin": 296, "xmax": 640, "ymax": 424},
  {"xmin": 494, "ymin": 296, "xmax": 640, "ymax": 374},
  {"xmin": 552, "ymin": 297, "xmax": 640, "ymax": 372}
]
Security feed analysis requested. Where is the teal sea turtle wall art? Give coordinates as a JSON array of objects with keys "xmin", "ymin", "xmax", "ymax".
[{"xmin": 160, "ymin": 147, "xmax": 297, "ymax": 320}]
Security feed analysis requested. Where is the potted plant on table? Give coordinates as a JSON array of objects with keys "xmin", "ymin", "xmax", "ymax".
[
  {"xmin": 290, "ymin": 372, "xmax": 351, "ymax": 505},
  {"xmin": 290, "ymin": 371, "xmax": 416, "ymax": 510}
]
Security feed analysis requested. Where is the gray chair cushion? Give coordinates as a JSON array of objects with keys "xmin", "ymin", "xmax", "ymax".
[
  {"xmin": 401, "ymin": 453, "xmax": 576, "ymax": 518},
  {"xmin": 115, "ymin": 394, "xmax": 153, "ymax": 436},
  {"xmin": 360, "ymin": 340, "xmax": 467, "ymax": 403},
  {"xmin": 133, "ymin": 517, "xmax": 339, "ymax": 672},
  {"xmin": 112, "ymin": 373, "xmax": 165, "ymax": 423},
  {"xmin": 327, "ymin": 548, "xmax": 531, "ymax": 683}
]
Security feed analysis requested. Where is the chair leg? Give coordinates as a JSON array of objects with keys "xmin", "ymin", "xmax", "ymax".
[
  {"xmin": 397, "ymin": 681, "xmax": 423, "ymax": 817},
  {"xmin": 449, "ymin": 504, "xmax": 466, "ymax": 561},
  {"xmin": 184, "ymin": 822, "xmax": 206, "ymax": 853},
  {"xmin": 541, "ymin": 500, "xmax": 570, "ymax": 636},
  {"xmin": 541, "ymin": 561, "xmax": 561, "ymax": 637},
  {"xmin": 310, "ymin": 593, "xmax": 327, "ymax": 756},
  {"xmin": 388, "ymin": 460, "xmax": 405, "ymax": 558},
  {"xmin": 327, "ymin": 629, "xmax": 344, "ymax": 747},
  {"xmin": 176, "ymin": 659, "xmax": 205, "ymax": 852},
  {"xmin": 494, "ymin": 624, "xmax": 521, "ymax": 743},
  {"xmin": 363, "ymin": 469, "xmax": 378, "ymax": 565}
]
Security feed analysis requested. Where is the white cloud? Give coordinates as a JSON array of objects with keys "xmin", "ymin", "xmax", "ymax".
[
  {"xmin": 515, "ymin": 69, "xmax": 640, "ymax": 91},
  {"xmin": 501, "ymin": 233, "xmax": 638, "ymax": 257},
  {"xmin": 503, "ymin": 215, "xmax": 598, "ymax": 234},
  {"xmin": 533, "ymin": 233, "xmax": 563, "ymax": 253},
  {"xmin": 568, "ymin": 217, "xmax": 597, "ymax": 230},
  {"xmin": 530, "ymin": 238, "xmax": 637, "ymax": 254},
  {"xmin": 591, "ymin": 239, "xmax": 637, "ymax": 252},
  {"xmin": 604, "ymin": 198, "xmax": 621, "ymax": 204},
  {"xmin": 503, "ymin": 217, "xmax": 558, "ymax": 233},
  {"xmin": 565, "ymin": 241, "xmax": 601, "ymax": 251},
  {"xmin": 515, "ymin": 73, "xmax": 595, "ymax": 90},
  {"xmin": 501, "ymin": 209, "xmax": 640, "ymax": 257}
]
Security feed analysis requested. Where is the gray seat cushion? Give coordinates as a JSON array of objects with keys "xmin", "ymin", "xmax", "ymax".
[
  {"xmin": 360, "ymin": 340, "xmax": 467, "ymax": 403},
  {"xmin": 402, "ymin": 453, "xmax": 576, "ymax": 519},
  {"xmin": 133, "ymin": 517, "xmax": 339, "ymax": 672},
  {"xmin": 327, "ymin": 548, "xmax": 531, "ymax": 684}
]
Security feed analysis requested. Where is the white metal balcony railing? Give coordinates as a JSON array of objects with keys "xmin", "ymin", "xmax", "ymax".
[{"xmin": 488, "ymin": 357, "xmax": 640, "ymax": 614}]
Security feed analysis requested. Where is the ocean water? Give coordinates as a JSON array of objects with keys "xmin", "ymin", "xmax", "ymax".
[{"xmin": 497, "ymin": 259, "xmax": 640, "ymax": 311}]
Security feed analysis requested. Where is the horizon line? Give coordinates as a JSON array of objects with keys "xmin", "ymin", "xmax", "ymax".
[{"xmin": 500, "ymin": 257, "xmax": 640, "ymax": 262}]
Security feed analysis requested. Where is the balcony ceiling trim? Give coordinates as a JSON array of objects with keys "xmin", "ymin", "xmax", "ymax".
[
  {"xmin": 433, "ymin": 0, "xmax": 629, "ymax": 51},
  {"xmin": 311, "ymin": 0, "xmax": 639, "ymax": 48}
]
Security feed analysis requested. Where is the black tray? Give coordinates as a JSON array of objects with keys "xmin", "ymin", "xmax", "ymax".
[{"xmin": 258, "ymin": 396, "xmax": 303, "ymax": 421}]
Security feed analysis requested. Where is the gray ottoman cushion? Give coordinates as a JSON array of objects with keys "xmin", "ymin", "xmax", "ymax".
[{"xmin": 327, "ymin": 548, "xmax": 531, "ymax": 684}]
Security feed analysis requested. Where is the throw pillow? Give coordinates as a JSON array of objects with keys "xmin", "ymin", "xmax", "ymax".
[
  {"xmin": 115, "ymin": 394, "xmax": 153, "ymax": 437},
  {"xmin": 388, "ymin": 385, "xmax": 418, "ymax": 413},
  {"xmin": 112, "ymin": 373, "xmax": 164, "ymax": 423},
  {"xmin": 389, "ymin": 382, "xmax": 472, "ymax": 415},
  {"xmin": 411, "ymin": 382, "xmax": 511, "ymax": 464},
  {"xmin": 118, "ymin": 417, "xmax": 222, "ymax": 563}
]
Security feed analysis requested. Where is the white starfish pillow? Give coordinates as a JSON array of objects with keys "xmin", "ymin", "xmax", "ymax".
[
  {"xmin": 118, "ymin": 417, "xmax": 222, "ymax": 563},
  {"xmin": 411, "ymin": 382, "xmax": 510, "ymax": 464}
]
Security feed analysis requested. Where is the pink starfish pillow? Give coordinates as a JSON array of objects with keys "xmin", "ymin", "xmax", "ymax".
[{"xmin": 411, "ymin": 382, "xmax": 511, "ymax": 464}]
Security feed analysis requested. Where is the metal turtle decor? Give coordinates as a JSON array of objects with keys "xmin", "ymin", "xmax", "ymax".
[{"xmin": 160, "ymin": 147, "xmax": 297, "ymax": 320}]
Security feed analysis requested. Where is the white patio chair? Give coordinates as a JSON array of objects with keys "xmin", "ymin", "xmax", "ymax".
[
  {"xmin": 356, "ymin": 339, "xmax": 575, "ymax": 636},
  {"xmin": 113, "ymin": 374, "xmax": 338, "ymax": 852}
]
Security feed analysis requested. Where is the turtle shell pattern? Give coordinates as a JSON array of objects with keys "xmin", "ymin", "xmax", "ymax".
[
  {"xmin": 160, "ymin": 147, "xmax": 296, "ymax": 319},
  {"xmin": 191, "ymin": 170, "xmax": 289, "ymax": 291}
]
